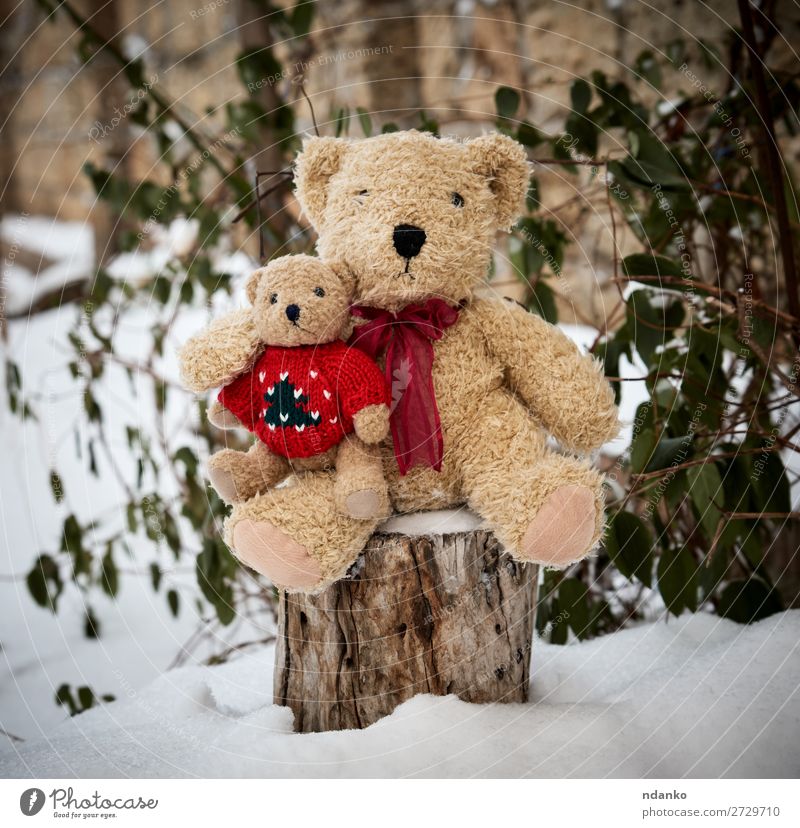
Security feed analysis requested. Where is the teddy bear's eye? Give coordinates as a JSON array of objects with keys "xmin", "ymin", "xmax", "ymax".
[
  {"xmin": 354, "ymin": 189, "xmax": 369, "ymax": 204},
  {"xmin": 314, "ymin": 286, "xmax": 325, "ymax": 297},
  {"xmin": 451, "ymin": 192, "xmax": 465, "ymax": 208},
  {"xmin": 269, "ymin": 293, "xmax": 278, "ymax": 304}
]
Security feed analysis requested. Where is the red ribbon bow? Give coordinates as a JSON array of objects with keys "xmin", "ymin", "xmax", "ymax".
[{"xmin": 349, "ymin": 298, "xmax": 460, "ymax": 475}]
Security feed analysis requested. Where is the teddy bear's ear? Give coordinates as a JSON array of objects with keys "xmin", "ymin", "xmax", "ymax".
[
  {"xmin": 294, "ymin": 136, "xmax": 350, "ymax": 228},
  {"xmin": 327, "ymin": 260, "xmax": 356, "ymax": 295},
  {"xmin": 468, "ymin": 133, "xmax": 530, "ymax": 230},
  {"xmin": 245, "ymin": 267, "xmax": 267, "ymax": 304}
]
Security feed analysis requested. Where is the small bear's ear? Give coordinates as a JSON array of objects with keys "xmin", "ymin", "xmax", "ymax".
[
  {"xmin": 327, "ymin": 260, "xmax": 356, "ymax": 295},
  {"xmin": 294, "ymin": 136, "xmax": 350, "ymax": 229},
  {"xmin": 245, "ymin": 267, "xmax": 267, "ymax": 304},
  {"xmin": 468, "ymin": 133, "xmax": 530, "ymax": 230}
]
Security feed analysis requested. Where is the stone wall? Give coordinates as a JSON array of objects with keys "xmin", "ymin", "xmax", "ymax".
[{"xmin": 3, "ymin": 0, "xmax": 798, "ymax": 318}]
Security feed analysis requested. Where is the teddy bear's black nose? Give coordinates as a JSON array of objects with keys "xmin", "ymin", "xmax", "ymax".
[
  {"xmin": 285, "ymin": 304, "xmax": 301, "ymax": 322},
  {"xmin": 393, "ymin": 224, "xmax": 426, "ymax": 259}
]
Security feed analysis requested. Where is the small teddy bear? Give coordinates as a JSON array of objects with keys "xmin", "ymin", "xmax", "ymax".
[{"xmin": 180, "ymin": 255, "xmax": 391, "ymax": 585}]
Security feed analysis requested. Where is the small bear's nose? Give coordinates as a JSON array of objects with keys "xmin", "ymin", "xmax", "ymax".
[
  {"xmin": 393, "ymin": 224, "xmax": 426, "ymax": 259},
  {"xmin": 285, "ymin": 304, "xmax": 301, "ymax": 322}
]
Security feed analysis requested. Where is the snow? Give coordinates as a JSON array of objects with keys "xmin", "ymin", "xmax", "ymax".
[
  {"xmin": 1, "ymin": 610, "xmax": 798, "ymax": 778},
  {"xmin": 0, "ymin": 215, "xmax": 94, "ymax": 265},
  {"xmin": 0, "ymin": 214, "xmax": 95, "ymax": 317},
  {"xmin": 380, "ymin": 508, "xmax": 482, "ymax": 536}
]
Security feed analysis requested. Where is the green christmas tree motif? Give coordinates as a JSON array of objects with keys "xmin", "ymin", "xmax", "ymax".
[{"xmin": 263, "ymin": 376, "xmax": 319, "ymax": 429}]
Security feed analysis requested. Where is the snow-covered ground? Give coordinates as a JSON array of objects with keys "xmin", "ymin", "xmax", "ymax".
[{"xmin": 1, "ymin": 611, "xmax": 798, "ymax": 778}]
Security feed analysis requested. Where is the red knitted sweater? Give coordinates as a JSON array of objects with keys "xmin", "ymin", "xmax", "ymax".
[{"xmin": 218, "ymin": 340, "xmax": 389, "ymax": 459}]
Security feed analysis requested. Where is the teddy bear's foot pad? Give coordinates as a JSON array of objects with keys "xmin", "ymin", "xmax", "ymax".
[
  {"xmin": 521, "ymin": 484, "xmax": 595, "ymax": 567},
  {"xmin": 233, "ymin": 519, "xmax": 322, "ymax": 589},
  {"xmin": 207, "ymin": 466, "xmax": 239, "ymax": 504},
  {"xmin": 345, "ymin": 490, "xmax": 383, "ymax": 519}
]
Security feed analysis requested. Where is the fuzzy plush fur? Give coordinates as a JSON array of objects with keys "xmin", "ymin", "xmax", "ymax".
[
  {"xmin": 179, "ymin": 256, "xmax": 391, "ymax": 581},
  {"xmin": 184, "ymin": 131, "xmax": 620, "ymax": 593}
]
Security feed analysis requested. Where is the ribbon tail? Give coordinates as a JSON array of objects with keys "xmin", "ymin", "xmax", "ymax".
[{"xmin": 388, "ymin": 329, "xmax": 444, "ymax": 475}]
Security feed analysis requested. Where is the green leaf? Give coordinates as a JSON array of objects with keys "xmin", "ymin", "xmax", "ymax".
[
  {"xmin": 495, "ymin": 86, "xmax": 520, "ymax": 119},
  {"xmin": 55, "ymin": 684, "xmax": 110, "ymax": 716},
  {"xmin": 552, "ymin": 134, "xmax": 578, "ymax": 173},
  {"xmin": 559, "ymin": 577, "xmax": 591, "ymax": 639},
  {"xmin": 26, "ymin": 554, "xmax": 63, "ymax": 611},
  {"xmin": 84, "ymin": 606, "xmax": 101, "ymax": 639},
  {"xmin": 196, "ymin": 538, "xmax": 237, "ymax": 625},
  {"xmin": 622, "ymin": 253, "xmax": 683, "ymax": 280},
  {"xmin": 645, "ymin": 433, "xmax": 692, "ymax": 473},
  {"xmin": 167, "ymin": 588, "xmax": 179, "ymax": 617},
  {"xmin": 49, "ymin": 470, "xmax": 64, "ymax": 503},
  {"xmin": 564, "ymin": 111, "xmax": 598, "ymax": 155},
  {"xmin": 236, "ymin": 47, "xmax": 283, "ymax": 95},
  {"xmin": 418, "ymin": 111, "xmax": 439, "ymax": 135},
  {"xmin": 526, "ymin": 178, "xmax": 540, "ymax": 211},
  {"xmin": 150, "ymin": 562, "xmax": 162, "ymax": 592},
  {"xmin": 751, "ymin": 451, "xmax": 790, "ymax": 514},
  {"xmin": 686, "ymin": 462, "xmax": 723, "ymax": 538},
  {"xmin": 630, "ymin": 427, "xmax": 656, "ymax": 474},
  {"xmin": 597, "ymin": 336, "xmax": 631, "ymax": 404},
  {"xmin": 55, "ymin": 684, "xmax": 77, "ymax": 716},
  {"xmin": 173, "ymin": 446, "xmax": 199, "ymax": 476},
  {"xmin": 100, "ymin": 545, "xmax": 119, "ymax": 597},
  {"xmin": 718, "ymin": 578, "xmax": 782, "ymax": 624},
  {"xmin": 77, "ymin": 686, "xmax": 96, "ymax": 712},
  {"xmin": 289, "ymin": 0, "xmax": 314, "ymax": 37},
  {"xmin": 517, "ymin": 121, "xmax": 543, "ymax": 147},
  {"xmin": 625, "ymin": 290, "xmax": 661, "ymax": 365},
  {"xmin": 356, "ymin": 107, "xmax": 372, "ymax": 136},
  {"xmin": 621, "ymin": 132, "xmax": 688, "ymax": 189},
  {"xmin": 83, "ymin": 390, "xmax": 102, "ymax": 422},
  {"xmin": 570, "ymin": 79, "xmax": 592, "ymax": 113},
  {"xmin": 528, "ymin": 278, "xmax": 558, "ymax": 324},
  {"xmin": 657, "ymin": 546, "xmax": 699, "ymax": 616},
  {"xmin": 605, "ymin": 511, "xmax": 654, "ymax": 586},
  {"xmin": 334, "ymin": 106, "xmax": 350, "ymax": 136},
  {"xmin": 62, "ymin": 515, "xmax": 91, "ymax": 577}
]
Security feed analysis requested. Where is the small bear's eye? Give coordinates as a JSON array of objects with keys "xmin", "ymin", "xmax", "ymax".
[
  {"xmin": 451, "ymin": 192, "xmax": 465, "ymax": 208},
  {"xmin": 269, "ymin": 293, "xmax": 278, "ymax": 304},
  {"xmin": 358, "ymin": 189, "xmax": 369, "ymax": 196},
  {"xmin": 314, "ymin": 286, "xmax": 325, "ymax": 297}
]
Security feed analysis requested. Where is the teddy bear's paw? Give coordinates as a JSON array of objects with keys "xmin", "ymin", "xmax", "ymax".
[
  {"xmin": 208, "ymin": 446, "xmax": 288, "ymax": 504},
  {"xmin": 232, "ymin": 519, "xmax": 323, "ymax": 590},
  {"xmin": 207, "ymin": 464, "xmax": 242, "ymax": 504},
  {"xmin": 342, "ymin": 488, "xmax": 391, "ymax": 520},
  {"xmin": 207, "ymin": 399, "xmax": 241, "ymax": 430},
  {"xmin": 520, "ymin": 484, "xmax": 596, "ymax": 567}
]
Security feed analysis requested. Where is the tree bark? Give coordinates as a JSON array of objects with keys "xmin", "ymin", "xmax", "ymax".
[{"xmin": 274, "ymin": 528, "xmax": 538, "ymax": 732}]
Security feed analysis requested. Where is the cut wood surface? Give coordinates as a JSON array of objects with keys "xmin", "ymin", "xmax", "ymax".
[{"xmin": 274, "ymin": 528, "xmax": 538, "ymax": 732}]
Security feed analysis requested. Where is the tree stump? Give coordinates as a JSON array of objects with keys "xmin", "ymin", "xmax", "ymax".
[{"xmin": 274, "ymin": 524, "xmax": 538, "ymax": 732}]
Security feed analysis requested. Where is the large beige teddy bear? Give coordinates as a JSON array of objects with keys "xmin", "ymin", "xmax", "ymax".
[{"xmin": 183, "ymin": 130, "xmax": 619, "ymax": 593}]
